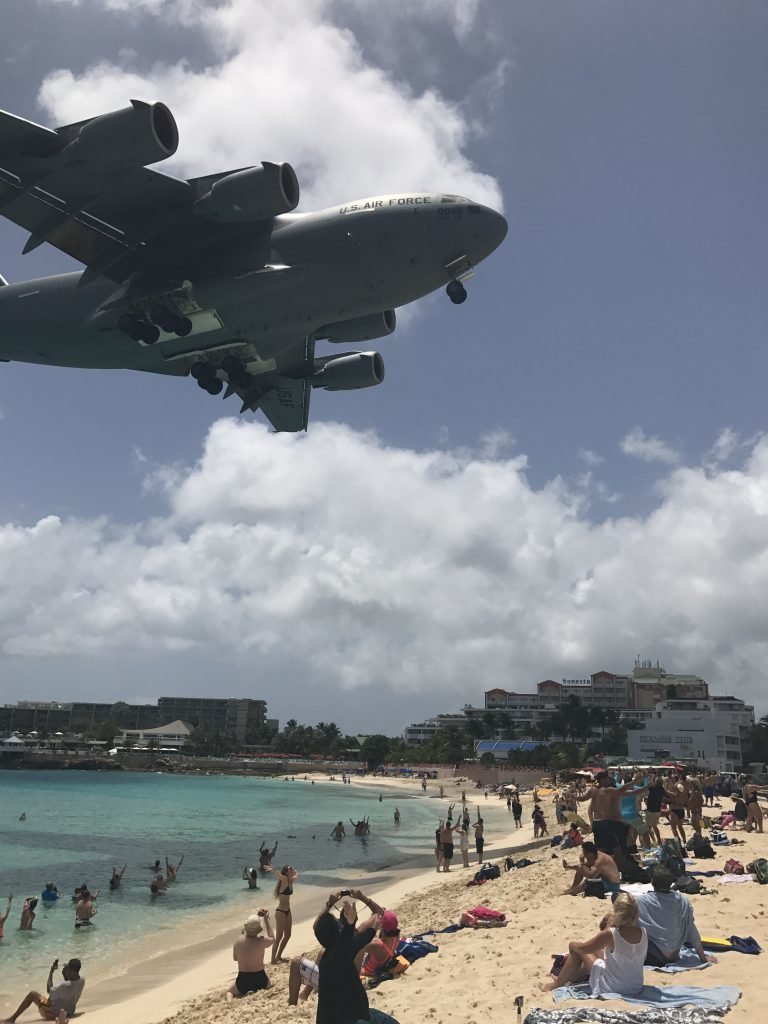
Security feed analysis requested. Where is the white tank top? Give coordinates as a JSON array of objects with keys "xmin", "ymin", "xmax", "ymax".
[{"xmin": 590, "ymin": 926, "xmax": 648, "ymax": 996}]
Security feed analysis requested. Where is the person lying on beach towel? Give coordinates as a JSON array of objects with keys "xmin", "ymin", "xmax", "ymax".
[{"xmin": 542, "ymin": 893, "xmax": 647, "ymax": 997}]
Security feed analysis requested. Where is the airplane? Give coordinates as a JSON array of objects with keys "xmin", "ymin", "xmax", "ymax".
[{"xmin": 0, "ymin": 100, "xmax": 507, "ymax": 430}]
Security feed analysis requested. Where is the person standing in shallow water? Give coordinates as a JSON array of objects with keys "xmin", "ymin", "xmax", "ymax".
[
  {"xmin": 271, "ymin": 864, "xmax": 298, "ymax": 964},
  {"xmin": 393, "ymin": 808, "xmax": 400, "ymax": 824}
]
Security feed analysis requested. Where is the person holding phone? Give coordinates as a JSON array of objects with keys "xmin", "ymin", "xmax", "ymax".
[
  {"xmin": 313, "ymin": 888, "xmax": 400, "ymax": 1024},
  {"xmin": 226, "ymin": 910, "xmax": 274, "ymax": 998},
  {"xmin": 3, "ymin": 957, "xmax": 85, "ymax": 1023}
]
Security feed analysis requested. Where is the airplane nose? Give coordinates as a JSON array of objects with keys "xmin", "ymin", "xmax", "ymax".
[{"xmin": 484, "ymin": 206, "xmax": 508, "ymax": 253}]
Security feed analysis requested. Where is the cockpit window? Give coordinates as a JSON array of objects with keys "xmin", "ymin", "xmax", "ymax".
[{"xmin": 441, "ymin": 195, "xmax": 469, "ymax": 203}]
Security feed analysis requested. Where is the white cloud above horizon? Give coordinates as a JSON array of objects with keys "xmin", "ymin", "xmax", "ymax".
[
  {"xmin": 36, "ymin": 0, "xmax": 503, "ymax": 211},
  {"xmin": 1, "ymin": 419, "xmax": 768, "ymax": 719},
  {"xmin": 620, "ymin": 427, "xmax": 680, "ymax": 465}
]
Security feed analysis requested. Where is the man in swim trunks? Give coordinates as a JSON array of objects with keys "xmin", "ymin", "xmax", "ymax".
[
  {"xmin": 3, "ymin": 957, "xmax": 85, "ymax": 1023},
  {"xmin": 474, "ymin": 809, "xmax": 485, "ymax": 865},
  {"xmin": 577, "ymin": 772, "xmax": 635, "ymax": 857},
  {"xmin": 562, "ymin": 841, "xmax": 621, "ymax": 896},
  {"xmin": 227, "ymin": 910, "xmax": 274, "ymax": 999},
  {"xmin": 664, "ymin": 777, "xmax": 689, "ymax": 846},
  {"xmin": 74, "ymin": 890, "xmax": 98, "ymax": 929},
  {"xmin": 438, "ymin": 818, "xmax": 460, "ymax": 872},
  {"xmin": 288, "ymin": 953, "xmax": 320, "ymax": 1004}
]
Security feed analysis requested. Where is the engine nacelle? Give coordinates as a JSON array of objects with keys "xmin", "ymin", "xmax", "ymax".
[
  {"xmin": 315, "ymin": 310, "xmax": 396, "ymax": 344},
  {"xmin": 312, "ymin": 351, "xmax": 385, "ymax": 391},
  {"xmin": 63, "ymin": 100, "xmax": 178, "ymax": 167},
  {"xmin": 193, "ymin": 163, "xmax": 300, "ymax": 222}
]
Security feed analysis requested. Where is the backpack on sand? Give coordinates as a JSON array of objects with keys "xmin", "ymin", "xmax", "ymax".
[
  {"xmin": 474, "ymin": 863, "xmax": 500, "ymax": 882},
  {"xmin": 674, "ymin": 874, "xmax": 702, "ymax": 895},
  {"xmin": 747, "ymin": 858, "xmax": 768, "ymax": 884}
]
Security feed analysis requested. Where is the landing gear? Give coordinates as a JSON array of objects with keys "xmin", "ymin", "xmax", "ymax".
[
  {"xmin": 151, "ymin": 305, "xmax": 193, "ymax": 337},
  {"xmin": 446, "ymin": 280, "xmax": 467, "ymax": 305},
  {"xmin": 117, "ymin": 313, "xmax": 160, "ymax": 344},
  {"xmin": 221, "ymin": 354, "xmax": 252, "ymax": 390},
  {"xmin": 191, "ymin": 361, "xmax": 222, "ymax": 394}
]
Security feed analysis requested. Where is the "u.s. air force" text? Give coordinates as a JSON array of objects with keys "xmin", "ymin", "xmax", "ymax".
[{"xmin": 339, "ymin": 197, "xmax": 432, "ymax": 214}]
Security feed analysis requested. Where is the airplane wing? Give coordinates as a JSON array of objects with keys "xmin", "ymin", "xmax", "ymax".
[
  {"xmin": 0, "ymin": 103, "xmax": 192, "ymax": 281},
  {"xmin": 0, "ymin": 101, "xmax": 297, "ymax": 285}
]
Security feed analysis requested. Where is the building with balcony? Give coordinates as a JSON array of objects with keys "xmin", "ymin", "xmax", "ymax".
[{"xmin": 626, "ymin": 696, "xmax": 754, "ymax": 773}]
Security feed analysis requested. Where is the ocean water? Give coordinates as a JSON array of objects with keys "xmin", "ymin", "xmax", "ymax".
[{"xmin": 0, "ymin": 770, "xmax": 443, "ymax": 1002}]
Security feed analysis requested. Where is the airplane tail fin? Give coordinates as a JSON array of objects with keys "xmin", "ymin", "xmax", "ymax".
[{"xmin": 0, "ymin": 274, "xmax": 8, "ymax": 287}]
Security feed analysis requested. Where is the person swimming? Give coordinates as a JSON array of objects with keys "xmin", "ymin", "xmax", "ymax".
[
  {"xmin": 330, "ymin": 821, "xmax": 346, "ymax": 840},
  {"xmin": 259, "ymin": 841, "xmax": 278, "ymax": 873}
]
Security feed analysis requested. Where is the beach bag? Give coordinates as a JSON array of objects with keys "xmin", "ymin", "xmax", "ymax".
[
  {"xmin": 377, "ymin": 953, "xmax": 410, "ymax": 977},
  {"xmin": 689, "ymin": 835, "xmax": 716, "ymax": 859},
  {"xmin": 550, "ymin": 835, "xmax": 562, "ymax": 847},
  {"xmin": 748, "ymin": 858, "xmax": 768, "ymax": 884},
  {"xmin": 724, "ymin": 858, "xmax": 745, "ymax": 875},
  {"xmin": 503, "ymin": 856, "xmax": 516, "ymax": 872},
  {"xmin": 583, "ymin": 879, "xmax": 606, "ymax": 899},
  {"xmin": 619, "ymin": 859, "xmax": 650, "ymax": 884},
  {"xmin": 474, "ymin": 863, "xmax": 500, "ymax": 882},
  {"xmin": 674, "ymin": 874, "xmax": 702, "ymax": 895},
  {"xmin": 664, "ymin": 854, "xmax": 685, "ymax": 879},
  {"xmin": 659, "ymin": 838, "xmax": 684, "ymax": 863},
  {"xmin": 711, "ymin": 829, "xmax": 730, "ymax": 846}
]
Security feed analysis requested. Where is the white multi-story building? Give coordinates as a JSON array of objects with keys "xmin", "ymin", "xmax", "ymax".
[
  {"xmin": 626, "ymin": 697, "xmax": 754, "ymax": 773},
  {"xmin": 117, "ymin": 720, "xmax": 193, "ymax": 749}
]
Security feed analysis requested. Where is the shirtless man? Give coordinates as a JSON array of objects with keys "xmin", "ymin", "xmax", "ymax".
[
  {"xmin": 562, "ymin": 841, "xmax": 621, "ymax": 896},
  {"xmin": 742, "ymin": 778, "xmax": 764, "ymax": 834},
  {"xmin": 687, "ymin": 779, "xmax": 705, "ymax": 837},
  {"xmin": 74, "ymin": 890, "xmax": 98, "ymax": 929},
  {"xmin": 438, "ymin": 818, "xmax": 460, "ymax": 872},
  {"xmin": 577, "ymin": 772, "xmax": 635, "ymax": 856},
  {"xmin": 165, "ymin": 855, "xmax": 184, "ymax": 881},
  {"xmin": 227, "ymin": 910, "xmax": 274, "ymax": 999},
  {"xmin": 330, "ymin": 821, "xmax": 346, "ymax": 840}
]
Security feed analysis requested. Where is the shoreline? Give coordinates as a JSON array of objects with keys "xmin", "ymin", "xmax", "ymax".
[{"xmin": 58, "ymin": 791, "xmax": 527, "ymax": 1024}]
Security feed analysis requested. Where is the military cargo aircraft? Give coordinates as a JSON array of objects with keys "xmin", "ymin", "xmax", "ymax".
[{"xmin": 0, "ymin": 100, "xmax": 507, "ymax": 430}]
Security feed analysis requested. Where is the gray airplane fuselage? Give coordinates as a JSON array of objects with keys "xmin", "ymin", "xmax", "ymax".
[{"xmin": 0, "ymin": 193, "xmax": 507, "ymax": 371}]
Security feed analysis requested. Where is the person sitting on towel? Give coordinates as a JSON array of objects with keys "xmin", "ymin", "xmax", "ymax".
[
  {"xmin": 635, "ymin": 866, "xmax": 717, "ymax": 967},
  {"xmin": 541, "ymin": 893, "xmax": 647, "ymax": 996}
]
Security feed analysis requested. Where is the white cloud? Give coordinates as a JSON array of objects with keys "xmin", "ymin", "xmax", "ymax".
[
  {"xmin": 704, "ymin": 427, "xmax": 741, "ymax": 470},
  {"xmin": 620, "ymin": 427, "xmax": 680, "ymax": 465},
  {"xmin": 35, "ymin": 0, "xmax": 502, "ymax": 211},
  {"xmin": 2, "ymin": 419, "xmax": 768, "ymax": 718},
  {"xmin": 579, "ymin": 448, "xmax": 604, "ymax": 468}
]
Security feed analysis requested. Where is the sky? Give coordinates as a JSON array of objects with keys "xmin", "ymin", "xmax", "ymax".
[{"xmin": 1, "ymin": 0, "xmax": 768, "ymax": 732}]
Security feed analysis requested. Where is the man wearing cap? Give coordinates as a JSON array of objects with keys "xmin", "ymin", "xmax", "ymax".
[
  {"xmin": 3, "ymin": 957, "xmax": 85, "ymax": 1024},
  {"xmin": 226, "ymin": 910, "xmax": 274, "ymax": 999}
]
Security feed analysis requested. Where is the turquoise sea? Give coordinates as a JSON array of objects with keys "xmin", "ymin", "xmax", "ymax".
[{"xmin": 0, "ymin": 770, "xmax": 441, "ymax": 1004}]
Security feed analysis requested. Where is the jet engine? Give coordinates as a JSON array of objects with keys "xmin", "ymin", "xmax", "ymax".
[
  {"xmin": 63, "ymin": 100, "xmax": 178, "ymax": 167},
  {"xmin": 312, "ymin": 351, "xmax": 385, "ymax": 391},
  {"xmin": 315, "ymin": 310, "xmax": 396, "ymax": 344},
  {"xmin": 193, "ymin": 163, "xmax": 300, "ymax": 222}
]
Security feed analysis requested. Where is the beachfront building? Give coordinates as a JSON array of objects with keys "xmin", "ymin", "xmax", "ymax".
[
  {"xmin": 157, "ymin": 697, "xmax": 267, "ymax": 744},
  {"xmin": 626, "ymin": 696, "xmax": 755, "ymax": 773},
  {"xmin": 0, "ymin": 695, "xmax": 270, "ymax": 745},
  {"xmin": 117, "ymin": 720, "xmax": 193, "ymax": 750},
  {"xmin": 403, "ymin": 714, "xmax": 473, "ymax": 746}
]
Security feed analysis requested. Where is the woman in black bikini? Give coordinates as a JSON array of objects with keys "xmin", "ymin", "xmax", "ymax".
[{"xmin": 271, "ymin": 864, "xmax": 298, "ymax": 963}]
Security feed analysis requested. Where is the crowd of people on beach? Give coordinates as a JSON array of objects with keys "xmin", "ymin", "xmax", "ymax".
[{"xmin": 4, "ymin": 768, "xmax": 765, "ymax": 1024}]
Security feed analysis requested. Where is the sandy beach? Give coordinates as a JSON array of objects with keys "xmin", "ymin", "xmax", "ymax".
[{"xmin": 25, "ymin": 780, "xmax": 763, "ymax": 1024}]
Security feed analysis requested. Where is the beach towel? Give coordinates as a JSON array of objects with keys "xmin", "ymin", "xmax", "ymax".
[
  {"xmin": 395, "ymin": 938, "xmax": 438, "ymax": 963},
  {"xmin": 551, "ymin": 984, "xmax": 741, "ymax": 1010},
  {"xmin": 649, "ymin": 947, "xmax": 711, "ymax": 973},
  {"xmin": 411, "ymin": 924, "xmax": 461, "ymax": 937},
  {"xmin": 525, "ymin": 1009, "xmax": 734, "ymax": 1023},
  {"xmin": 718, "ymin": 873, "xmax": 756, "ymax": 884},
  {"xmin": 729, "ymin": 935, "xmax": 761, "ymax": 955}
]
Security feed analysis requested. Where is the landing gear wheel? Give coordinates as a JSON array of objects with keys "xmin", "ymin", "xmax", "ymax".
[
  {"xmin": 191, "ymin": 361, "xmax": 212, "ymax": 382},
  {"xmin": 140, "ymin": 323, "xmax": 161, "ymax": 345},
  {"xmin": 118, "ymin": 312, "xmax": 139, "ymax": 335},
  {"xmin": 206, "ymin": 379, "xmax": 224, "ymax": 396},
  {"xmin": 176, "ymin": 316, "xmax": 193, "ymax": 337},
  {"xmin": 446, "ymin": 280, "xmax": 467, "ymax": 305}
]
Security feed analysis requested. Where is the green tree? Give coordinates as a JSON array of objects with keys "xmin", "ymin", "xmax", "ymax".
[
  {"xmin": 479, "ymin": 751, "xmax": 496, "ymax": 768},
  {"xmin": 359, "ymin": 734, "xmax": 392, "ymax": 768}
]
